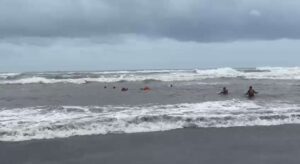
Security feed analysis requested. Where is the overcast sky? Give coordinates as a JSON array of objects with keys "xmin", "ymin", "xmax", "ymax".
[{"xmin": 0, "ymin": 0, "xmax": 300, "ymax": 72}]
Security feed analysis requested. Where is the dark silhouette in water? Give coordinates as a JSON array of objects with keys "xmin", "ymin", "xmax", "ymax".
[
  {"xmin": 113, "ymin": 86, "xmax": 116, "ymax": 89},
  {"xmin": 104, "ymin": 86, "xmax": 107, "ymax": 89},
  {"xmin": 219, "ymin": 87, "xmax": 229, "ymax": 95},
  {"xmin": 121, "ymin": 88, "xmax": 128, "ymax": 92},
  {"xmin": 246, "ymin": 86, "xmax": 258, "ymax": 98},
  {"xmin": 84, "ymin": 80, "xmax": 90, "ymax": 84}
]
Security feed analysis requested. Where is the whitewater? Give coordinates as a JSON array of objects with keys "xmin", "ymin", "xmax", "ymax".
[
  {"xmin": 0, "ymin": 67, "xmax": 300, "ymax": 141},
  {"xmin": 1, "ymin": 67, "xmax": 300, "ymax": 84},
  {"xmin": 1, "ymin": 100, "xmax": 300, "ymax": 141}
]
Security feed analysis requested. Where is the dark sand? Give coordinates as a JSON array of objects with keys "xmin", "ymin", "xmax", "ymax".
[{"xmin": 1, "ymin": 125, "xmax": 300, "ymax": 164}]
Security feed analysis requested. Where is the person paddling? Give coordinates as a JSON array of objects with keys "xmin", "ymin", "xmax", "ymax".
[
  {"xmin": 219, "ymin": 87, "xmax": 229, "ymax": 95},
  {"xmin": 246, "ymin": 86, "xmax": 258, "ymax": 98},
  {"xmin": 141, "ymin": 86, "xmax": 151, "ymax": 92}
]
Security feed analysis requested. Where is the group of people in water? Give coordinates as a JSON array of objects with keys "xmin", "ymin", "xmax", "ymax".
[
  {"xmin": 104, "ymin": 85, "xmax": 154, "ymax": 92},
  {"xmin": 219, "ymin": 86, "xmax": 258, "ymax": 98},
  {"xmin": 104, "ymin": 84, "xmax": 258, "ymax": 98}
]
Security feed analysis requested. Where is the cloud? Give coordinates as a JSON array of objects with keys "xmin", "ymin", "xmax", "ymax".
[
  {"xmin": 0, "ymin": 0, "xmax": 300, "ymax": 42},
  {"xmin": 249, "ymin": 9, "xmax": 261, "ymax": 17}
]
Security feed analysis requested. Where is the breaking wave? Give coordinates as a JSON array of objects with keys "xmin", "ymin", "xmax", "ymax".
[
  {"xmin": 1, "ymin": 100, "xmax": 300, "ymax": 141},
  {"xmin": 1, "ymin": 67, "xmax": 300, "ymax": 84}
]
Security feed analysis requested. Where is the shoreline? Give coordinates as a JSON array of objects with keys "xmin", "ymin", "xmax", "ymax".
[{"xmin": 1, "ymin": 125, "xmax": 300, "ymax": 164}]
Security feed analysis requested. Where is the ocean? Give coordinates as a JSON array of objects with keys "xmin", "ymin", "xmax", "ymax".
[{"xmin": 1, "ymin": 67, "xmax": 300, "ymax": 142}]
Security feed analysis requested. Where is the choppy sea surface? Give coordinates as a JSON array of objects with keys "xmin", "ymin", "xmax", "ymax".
[{"xmin": 1, "ymin": 67, "xmax": 300, "ymax": 141}]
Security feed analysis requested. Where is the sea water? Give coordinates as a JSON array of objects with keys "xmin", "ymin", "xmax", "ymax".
[{"xmin": 0, "ymin": 67, "xmax": 300, "ymax": 141}]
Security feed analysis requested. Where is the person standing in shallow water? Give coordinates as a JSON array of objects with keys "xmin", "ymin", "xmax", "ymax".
[
  {"xmin": 246, "ymin": 86, "xmax": 258, "ymax": 98},
  {"xmin": 219, "ymin": 87, "xmax": 229, "ymax": 95}
]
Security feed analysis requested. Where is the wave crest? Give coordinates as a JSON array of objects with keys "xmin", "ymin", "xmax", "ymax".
[
  {"xmin": 1, "ymin": 67, "xmax": 300, "ymax": 84},
  {"xmin": 1, "ymin": 100, "xmax": 300, "ymax": 141}
]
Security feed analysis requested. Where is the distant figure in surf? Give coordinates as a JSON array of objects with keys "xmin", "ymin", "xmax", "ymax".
[
  {"xmin": 246, "ymin": 86, "xmax": 258, "ymax": 98},
  {"xmin": 170, "ymin": 84, "xmax": 173, "ymax": 87},
  {"xmin": 104, "ymin": 86, "xmax": 107, "ymax": 89},
  {"xmin": 121, "ymin": 87, "xmax": 128, "ymax": 92},
  {"xmin": 113, "ymin": 86, "xmax": 116, "ymax": 89},
  {"xmin": 219, "ymin": 87, "xmax": 229, "ymax": 95},
  {"xmin": 141, "ymin": 86, "xmax": 151, "ymax": 92}
]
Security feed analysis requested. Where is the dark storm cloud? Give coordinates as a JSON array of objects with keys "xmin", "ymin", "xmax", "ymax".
[{"xmin": 0, "ymin": 0, "xmax": 300, "ymax": 42}]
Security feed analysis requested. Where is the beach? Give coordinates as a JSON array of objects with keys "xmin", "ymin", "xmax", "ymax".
[
  {"xmin": 1, "ymin": 68, "xmax": 300, "ymax": 163},
  {"xmin": 1, "ymin": 125, "xmax": 300, "ymax": 164},
  {"xmin": 1, "ymin": 0, "xmax": 299, "ymax": 163}
]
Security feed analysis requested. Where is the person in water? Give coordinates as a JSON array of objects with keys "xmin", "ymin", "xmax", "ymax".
[
  {"xmin": 121, "ymin": 87, "xmax": 128, "ymax": 92},
  {"xmin": 246, "ymin": 86, "xmax": 258, "ymax": 98},
  {"xmin": 219, "ymin": 87, "xmax": 229, "ymax": 95},
  {"xmin": 140, "ymin": 86, "xmax": 151, "ymax": 92}
]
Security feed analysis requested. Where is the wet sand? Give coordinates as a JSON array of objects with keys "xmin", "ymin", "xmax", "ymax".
[{"xmin": 1, "ymin": 125, "xmax": 300, "ymax": 164}]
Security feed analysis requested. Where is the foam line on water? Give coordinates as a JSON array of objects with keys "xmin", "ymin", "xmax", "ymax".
[
  {"xmin": 1, "ymin": 100, "xmax": 300, "ymax": 141},
  {"xmin": 1, "ymin": 67, "xmax": 300, "ymax": 84}
]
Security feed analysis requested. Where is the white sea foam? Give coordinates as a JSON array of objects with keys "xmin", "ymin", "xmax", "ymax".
[
  {"xmin": 1, "ymin": 67, "xmax": 300, "ymax": 84},
  {"xmin": 254, "ymin": 67, "xmax": 300, "ymax": 79},
  {"xmin": 195, "ymin": 67, "xmax": 300, "ymax": 79},
  {"xmin": 0, "ymin": 77, "xmax": 92, "ymax": 84},
  {"xmin": 1, "ymin": 100, "xmax": 300, "ymax": 141},
  {"xmin": 0, "ymin": 73, "xmax": 21, "ymax": 79}
]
